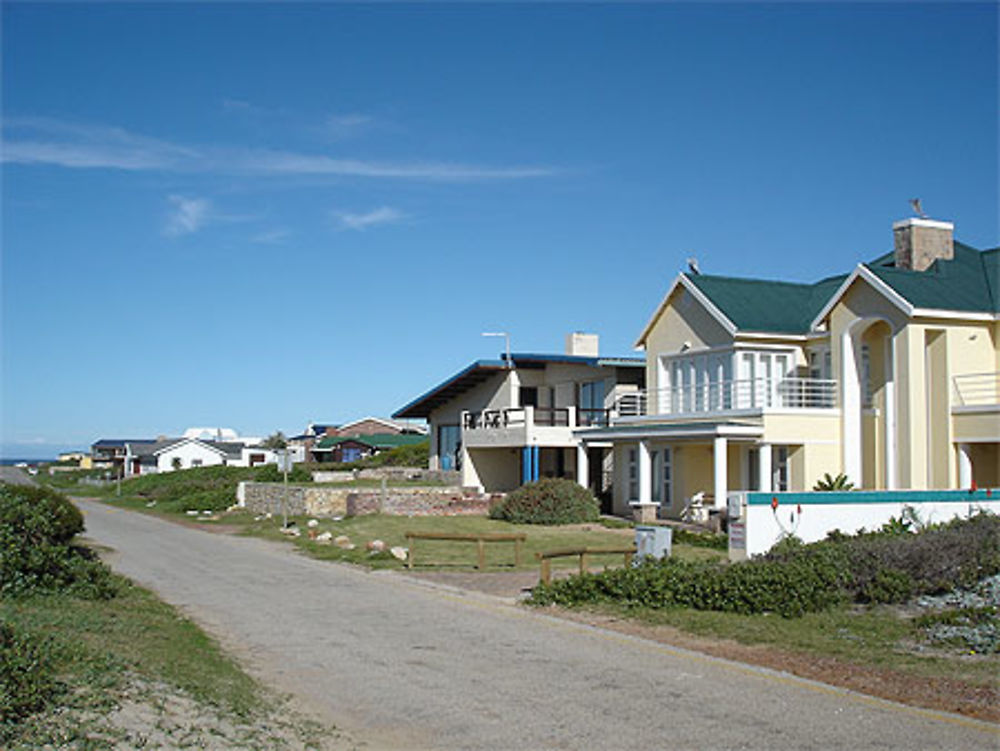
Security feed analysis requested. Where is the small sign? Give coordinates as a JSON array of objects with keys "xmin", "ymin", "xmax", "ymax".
[
  {"xmin": 728, "ymin": 520, "xmax": 747, "ymax": 561},
  {"xmin": 276, "ymin": 451, "xmax": 294, "ymax": 473}
]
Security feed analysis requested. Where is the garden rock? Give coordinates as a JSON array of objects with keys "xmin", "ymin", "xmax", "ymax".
[
  {"xmin": 334, "ymin": 535, "xmax": 353, "ymax": 549},
  {"xmin": 390, "ymin": 546, "xmax": 408, "ymax": 562},
  {"xmin": 366, "ymin": 539, "xmax": 386, "ymax": 553}
]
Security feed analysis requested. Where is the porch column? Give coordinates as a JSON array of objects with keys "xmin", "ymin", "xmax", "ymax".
[
  {"xmin": 884, "ymin": 335, "xmax": 898, "ymax": 490},
  {"xmin": 958, "ymin": 443, "xmax": 973, "ymax": 489},
  {"xmin": 638, "ymin": 440, "xmax": 652, "ymax": 505},
  {"xmin": 713, "ymin": 436, "xmax": 728, "ymax": 510},
  {"xmin": 842, "ymin": 329, "xmax": 863, "ymax": 487},
  {"xmin": 576, "ymin": 443, "xmax": 589, "ymax": 489},
  {"xmin": 758, "ymin": 443, "xmax": 773, "ymax": 493},
  {"xmin": 531, "ymin": 445, "xmax": 540, "ymax": 482}
]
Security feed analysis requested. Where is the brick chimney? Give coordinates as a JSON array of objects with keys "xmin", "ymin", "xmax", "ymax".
[
  {"xmin": 893, "ymin": 218, "xmax": 954, "ymax": 271},
  {"xmin": 565, "ymin": 332, "xmax": 599, "ymax": 357}
]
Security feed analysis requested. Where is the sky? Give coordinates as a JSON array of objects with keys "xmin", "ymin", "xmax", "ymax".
[{"xmin": 2, "ymin": 2, "xmax": 997, "ymax": 457}]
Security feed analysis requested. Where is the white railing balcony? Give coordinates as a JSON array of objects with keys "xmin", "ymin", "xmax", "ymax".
[
  {"xmin": 615, "ymin": 376, "xmax": 838, "ymax": 418},
  {"xmin": 953, "ymin": 372, "xmax": 1000, "ymax": 407},
  {"xmin": 462, "ymin": 406, "xmax": 573, "ymax": 430}
]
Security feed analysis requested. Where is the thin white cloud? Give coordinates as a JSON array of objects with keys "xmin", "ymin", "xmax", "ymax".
[
  {"xmin": 325, "ymin": 113, "xmax": 375, "ymax": 139},
  {"xmin": 250, "ymin": 228, "xmax": 292, "ymax": 244},
  {"xmin": 335, "ymin": 206, "xmax": 405, "ymax": 231},
  {"xmin": 165, "ymin": 195, "xmax": 212, "ymax": 236},
  {"xmin": 1, "ymin": 116, "xmax": 556, "ymax": 181}
]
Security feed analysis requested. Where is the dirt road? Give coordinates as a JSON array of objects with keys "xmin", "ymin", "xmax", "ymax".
[{"xmin": 77, "ymin": 500, "xmax": 999, "ymax": 750}]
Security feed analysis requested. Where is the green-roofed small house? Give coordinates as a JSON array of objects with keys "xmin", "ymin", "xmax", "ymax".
[
  {"xmin": 311, "ymin": 433, "xmax": 428, "ymax": 464},
  {"xmin": 579, "ymin": 216, "xmax": 999, "ymax": 522}
]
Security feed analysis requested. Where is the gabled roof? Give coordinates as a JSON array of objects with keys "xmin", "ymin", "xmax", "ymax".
[
  {"xmin": 338, "ymin": 416, "xmax": 428, "ymax": 435},
  {"xmin": 314, "ymin": 433, "xmax": 427, "ymax": 450},
  {"xmin": 642, "ymin": 239, "xmax": 996, "ymax": 343}
]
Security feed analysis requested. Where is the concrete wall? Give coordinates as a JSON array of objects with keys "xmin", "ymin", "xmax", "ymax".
[
  {"xmin": 312, "ymin": 468, "xmax": 461, "ymax": 484},
  {"xmin": 731, "ymin": 489, "xmax": 1000, "ymax": 559},
  {"xmin": 156, "ymin": 441, "xmax": 227, "ymax": 472}
]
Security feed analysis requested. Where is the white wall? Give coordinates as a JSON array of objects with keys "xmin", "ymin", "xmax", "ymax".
[{"xmin": 156, "ymin": 441, "xmax": 228, "ymax": 472}]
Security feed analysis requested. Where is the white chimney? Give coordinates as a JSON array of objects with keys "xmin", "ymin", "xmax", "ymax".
[
  {"xmin": 565, "ymin": 332, "xmax": 599, "ymax": 357},
  {"xmin": 893, "ymin": 217, "xmax": 954, "ymax": 272}
]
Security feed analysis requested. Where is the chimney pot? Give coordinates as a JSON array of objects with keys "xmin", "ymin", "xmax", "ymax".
[{"xmin": 565, "ymin": 332, "xmax": 599, "ymax": 357}]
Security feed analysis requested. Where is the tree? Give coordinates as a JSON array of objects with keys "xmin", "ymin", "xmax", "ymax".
[
  {"xmin": 813, "ymin": 472, "xmax": 854, "ymax": 491},
  {"xmin": 261, "ymin": 431, "xmax": 288, "ymax": 450}
]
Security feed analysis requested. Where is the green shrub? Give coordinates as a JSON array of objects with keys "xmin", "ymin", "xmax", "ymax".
[
  {"xmin": 813, "ymin": 472, "xmax": 854, "ymax": 491},
  {"xmin": 672, "ymin": 528, "xmax": 729, "ymax": 551},
  {"xmin": 489, "ymin": 478, "xmax": 600, "ymax": 525},
  {"xmin": 530, "ymin": 512, "xmax": 1000, "ymax": 618},
  {"xmin": 0, "ymin": 620, "xmax": 58, "ymax": 723},
  {"xmin": 0, "ymin": 483, "xmax": 119, "ymax": 599},
  {"xmin": 253, "ymin": 463, "xmax": 313, "ymax": 484}
]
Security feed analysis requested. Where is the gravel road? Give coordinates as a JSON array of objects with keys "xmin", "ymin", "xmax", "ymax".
[{"xmin": 77, "ymin": 500, "xmax": 999, "ymax": 750}]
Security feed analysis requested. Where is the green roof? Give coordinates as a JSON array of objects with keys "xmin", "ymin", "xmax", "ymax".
[
  {"xmin": 865, "ymin": 242, "xmax": 999, "ymax": 314},
  {"xmin": 683, "ymin": 240, "xmax": 996, "ymax": 335},
  {"xmin": 315, "ymin": 433, "xmax": 427, "ymax": 450},
  {"xmin": 685, "ymin": 273, "xmax": 847, "ymax": 334}
]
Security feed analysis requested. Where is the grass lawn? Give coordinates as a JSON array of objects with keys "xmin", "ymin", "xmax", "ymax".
[{"xmin": 0, "ymin": 580, "xmax": 327, "ymax": 749}]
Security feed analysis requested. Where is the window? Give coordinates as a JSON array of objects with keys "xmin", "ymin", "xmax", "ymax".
[
  {"xmin": 342, "ymin": 446, "xmax": 362, "ymax": 463},
  {"xmin": 579, "ymin": 380, "xmax": 605, "ymax": 426},
  {"xmin": 438, "ymin": 425, "xmax": 461, "ymax": 471},
  {"xmin": 191, "ymin": 459, "xmax": 203, "ymax": 467},
  {"xmin": 519, "ymin": 386, "xmax": 538, "ymax": 408},
  {"xmin": 661, "ymin": 448, "xmax": 672, "ymax": 506},
  {"xmin": 627, "ymin": 449, "xmax": 638, "ymax": 501},
  {"xmin": 773, "ymin": 447, "xmax": 789, "ymax": 491}
]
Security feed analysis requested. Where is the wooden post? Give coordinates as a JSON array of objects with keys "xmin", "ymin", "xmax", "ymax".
[
  {"xmin": 406, "ymin": 534, "xmax": 414, "ymax": 569},
  {"xmin": 624, "ymin": 551, "xmax": 633, "ymax": 568},
  {"xmin": 515, "ymin": 537, "xmax": 523, "ymax": 567},
  {"xmin": 579, "ymin": 551, "xmax": 588, "ymax": 576},
  {"xmin": 540, "ymin": 558, "xmax": 551, "ymax": 584},
  {"xmin": 477, "ymin": 538, "xmax": 486, "ymax": 570}
]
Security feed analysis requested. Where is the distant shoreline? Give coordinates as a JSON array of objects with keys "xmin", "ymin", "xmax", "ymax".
[{"xmin": 0, "ymin": 458, "xmax": 57, "ymax": 466}]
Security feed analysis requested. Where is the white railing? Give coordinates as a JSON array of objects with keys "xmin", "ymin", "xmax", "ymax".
[
  {"xmin": 462, "ymin": 406, "xmax": 572, "ymax": 430},
  {"xmin": 615, "ymin": 376, "xmax": 837, "ymax": 418},
  {"xmin": 953, "ymin": 372, "xmax": 1000, "ymax": 407}
]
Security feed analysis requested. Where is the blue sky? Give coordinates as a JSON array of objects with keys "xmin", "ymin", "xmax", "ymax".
[{"xmin": 2, "ymin": 3, "xmax": 997, "ymax": 457}]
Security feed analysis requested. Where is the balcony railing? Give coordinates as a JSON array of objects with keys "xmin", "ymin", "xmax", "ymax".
[
  {"xmin": 953, "ymin": 372, "xmax": 1000, "ymax": 407},
  {"xmin": 615, "ymin": 376, "xmax": 838, "ymax": 418},
  {"xmin": 463, "ymin": 406, "xmax": 572, "ymax": 430}
]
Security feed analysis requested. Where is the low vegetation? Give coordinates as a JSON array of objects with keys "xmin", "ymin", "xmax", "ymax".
[
  {"xmin": 0, "ymin": 482, "xmax": 332, "ymax": 748},
  {"xmin": 530, "ymin": 512, "xmax": 1000, "ymax": 616},
  {"xmin": 489, "ymin": 478, "xmax": 600, "ymax": 525}
]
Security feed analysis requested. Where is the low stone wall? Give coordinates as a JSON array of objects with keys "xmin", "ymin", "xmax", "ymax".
[
  {"xmin": 238, "ymin": 481, "xmax": 493, "ymax": 518},
  {"xmin": 312, "ymin": 467, "xmax": 461, "ymax": 484},
  {"xmin": 346, "ymin": 488, "xmax": 496, "ymax": 517}
]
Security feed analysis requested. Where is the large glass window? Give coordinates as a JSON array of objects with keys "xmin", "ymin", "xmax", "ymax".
[
  {"xmin": 579, "ymin": 380, "xmax": 605, "ymax": 426},
  {"xmin": 438, "ymin": 424, "xmax": 461, "ymax": 471},
  {"xmin": 627, "ymin": 448, "xmax": 638, "ymax": 501},
  {"xmin": 773, "ymin": 446, "xmax": 789, "ymax": 491}
]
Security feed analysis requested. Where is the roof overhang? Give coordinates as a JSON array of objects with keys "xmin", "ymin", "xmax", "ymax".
[
  {"xmin": 393, "ymin": 360, "xmax": 508, "ymax": 419},
  {"xmin": 634, "ymin": 274, "xmax": 738, "ymax": 349},
  {"xmin": 577, "ymin": 421, "xmax": 763, "ymax": 442},
  {"xmin": 809, "ymin": 264, "xmax": 913, "ymax": 330}
]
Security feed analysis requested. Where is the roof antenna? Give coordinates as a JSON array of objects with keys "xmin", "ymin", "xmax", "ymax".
[
  {"xmin": 909, "ymin": 198, "xmax": 927, "ymax": 219},
  {"xmin": 686, "ymin": 256, "xmax": 701, "ymax": 275}
]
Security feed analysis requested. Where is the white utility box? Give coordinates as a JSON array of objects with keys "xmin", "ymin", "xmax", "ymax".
[{"xmin": 634, "ymin": 525, "xmax": 672, "ymax": 562}]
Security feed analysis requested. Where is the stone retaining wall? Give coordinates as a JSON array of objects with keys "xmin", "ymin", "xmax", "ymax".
[
  {"xmin": 312, "ymin": 468, "xmax": 461, "ymax": 484},
  {"xmin": 238, "ymin": 481, "xmax": 493, "ymax": 518}
]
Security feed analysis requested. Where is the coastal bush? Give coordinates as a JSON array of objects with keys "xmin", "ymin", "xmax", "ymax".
[
  {"xmin": 253, "ymin": 463, "xmax": 313, "ymax": 484},
  {"xmin": 0, "ymin": 484, "xmax": 118, "ymax": 599},
  {"xmin": 530, "ymin": 512, "xmax": 1000, "ymax": 616},
  {"xmin": 0, "ymin": 620, "xmax": 58, "ymax": 723},
  {"xmin": 489, "ymin": 478, "xmax": 600, "ymax": 525}
]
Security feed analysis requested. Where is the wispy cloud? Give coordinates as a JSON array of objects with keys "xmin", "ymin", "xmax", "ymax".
[
  {"xmin": 250, "ymin": 228, "xmax": 292, "ymax": 244},
  {"xmin": 1, "ymin": 116, "xmax": 556, "ymax": 181},
  {"xmin": 325, "ymin": 113, "xmax": 376, "ymax": 139},
  {"xmin": 335, "ymin": 206, "xmax": 405, "ymax": 231},
  {"xmin": 165, "ymin": 195, "xmax": 212, "ymax": 236}
]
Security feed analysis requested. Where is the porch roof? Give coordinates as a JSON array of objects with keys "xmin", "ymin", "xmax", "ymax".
[{"xmin": 576, "ymin": 421, "xmax": 763, "ymax": 442}]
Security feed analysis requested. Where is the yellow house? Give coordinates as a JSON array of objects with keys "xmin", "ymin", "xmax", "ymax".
[{"xmin": 579, "ymin": 216, "xmax": 999, "ymax": 521}]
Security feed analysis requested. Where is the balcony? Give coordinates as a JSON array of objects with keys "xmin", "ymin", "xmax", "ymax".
[
  {"xmin": 614, "ymin": 376, "xmax": 838, "ymax": 419},
  {"xmin": 461, "ymin": 406, "xmax": 590, "ymax": 448}
]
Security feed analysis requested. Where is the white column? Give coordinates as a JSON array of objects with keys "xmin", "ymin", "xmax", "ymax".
[
  {"xmin": 884, "ymin": 335, "xmax": 897, "ymax": 490},
  {"xmin": 638, "ymin": 440, "xmax": 652, "ymax": 504},
  {"xmin": 958, "ymin": 444, "xmax": 973, "ymax": 489},
  {"xmin": 576, "ymin": 443, "xmax": 589, "ymax": 489},
  {"xmin": 841, "ymin": 329, "xmax": 863, "ymax": 487},
  {"xmin": 758, "ymin": 443, "xmax": 773, "ymax": 492},
  {"xmin": 713, "ymin": 436, "xmax": 728, "ymax": 510}
]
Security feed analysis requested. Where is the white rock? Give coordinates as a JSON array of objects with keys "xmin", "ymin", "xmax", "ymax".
[
  {"xmin": 316, "ymin": 531, "xmax": 333, "ymax": 542},
  {"xmin": 202, "ymin": 510, "xmax": 212, "ymax": 515},
  {"xmin": 366, "ymin": 539, "xmax": 386, "ymax": 553},
  {"xmin": 307, "ymin": 519, "xmax": 319, "ymax": 528},
  {"xmin": 334, "ymin": 535, "xmax": 353, "ymax": 548},
  {"xmin": 332, "ymin": 516, "xmax": 344, "ymax": 522},
  {"xmin": 186, "ymin": 510, "xmax": 199, "ymax": 516},
  {"xmin": 390, "ymin": 546, "xmax": 408, "ymax": 561}
]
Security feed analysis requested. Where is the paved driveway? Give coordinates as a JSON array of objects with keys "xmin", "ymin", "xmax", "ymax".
[{"xmin": 77, "ymin": 500, "xmax": 998, "ymax": 750}]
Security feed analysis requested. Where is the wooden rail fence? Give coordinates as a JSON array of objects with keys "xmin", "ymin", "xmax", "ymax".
[
  {"xmin": 404, "ymin": 531, "xmax": 527, "ymax": 570},
  {"xmin": 536, "ymin": 546, "xmax": 637, "ymax": 584}
]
